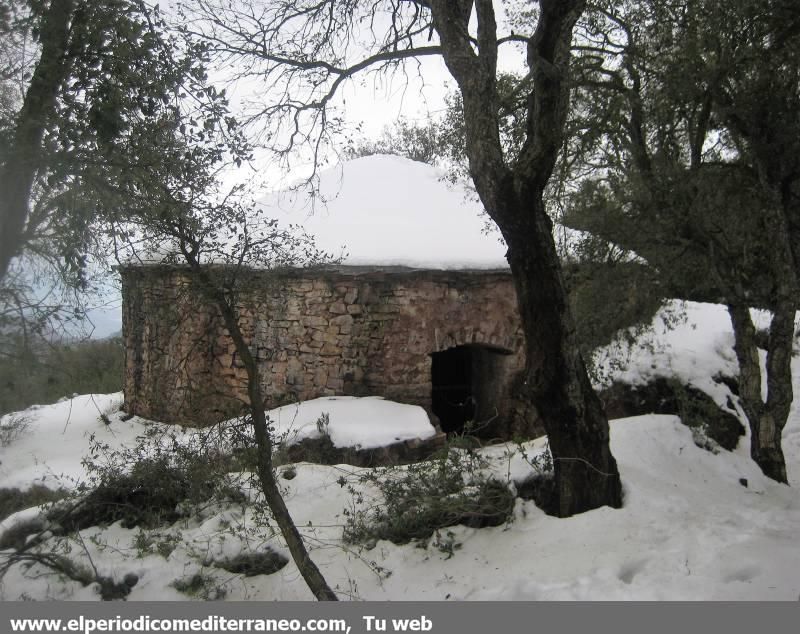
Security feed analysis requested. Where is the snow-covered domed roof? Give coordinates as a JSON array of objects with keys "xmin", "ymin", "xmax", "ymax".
[{"xmin": 260, "ymin": 154, "xmax": 508, "ymax": 269}]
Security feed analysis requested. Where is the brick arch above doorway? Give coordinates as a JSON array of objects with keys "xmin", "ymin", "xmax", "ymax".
[{"xmin": 432, "ymin": 327, "xmax": 522, "ymax": 356}]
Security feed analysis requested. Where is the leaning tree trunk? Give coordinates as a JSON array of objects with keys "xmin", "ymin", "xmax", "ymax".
[
  {"xmin": 504, "ymin": 193, "xmax": 622, "ymax": 516},
  {"xmin": 728, "ymin": 303, "xmax": 792, "ymax": 484},
  {"xmin": 189, "ymin": 264, "xmax": 338, "ymax": 600},
  {"xmin": 0, "ymin": 0, "xmax": 75, "ymax": 282}
]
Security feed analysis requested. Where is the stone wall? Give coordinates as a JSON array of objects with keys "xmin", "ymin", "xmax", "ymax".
[{"xmin": 121, "ymin": 265, "xmax": 539, "ymax": 438}]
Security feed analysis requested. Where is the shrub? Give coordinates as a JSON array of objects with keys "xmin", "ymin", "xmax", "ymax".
[
  {"xmin": 0, "ymin": 486, "xmax": 68, "ymax": 523},
  {"xmin": 343, "ymin": 450, "xmax": 515, "ymax": 546},
  {"xmin": 0, "ymin": 516, "xmax": 48, "ymax": 551},
  {"xmin": 212, "ymin": 550, "xmax": 288, "ymax": 577},
  {"xmin": 172, "ymin": 573, "xmax": 226, "ymax": 600},
  {"xmin": 564, "ymin": 259, "xmax": 663, "ymax": 357},
  {"xmin": 54, "ymin": 429, "xmax": 247, "ymax": 532},
  {"xmin": 512, "ymin": 439, "xmax": 559, "ymax": 515},
  {"xmin": 62, "ymin": 456, "xmax": 206, "ymax": 530},
  {"xmin": 132, "ymin": 530, "xmax": 182, "ymax": 559},
  {"xmin": 0, "ymin": 413, "xmax": 31, "ymax": 447}
]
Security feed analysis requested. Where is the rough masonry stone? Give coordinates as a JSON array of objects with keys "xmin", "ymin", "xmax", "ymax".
[{"xmin": 120, "ymin": 265, "xmax": 540, "ymax": 439}]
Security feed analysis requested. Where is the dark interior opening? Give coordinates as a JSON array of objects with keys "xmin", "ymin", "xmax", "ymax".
[{"xmin": 431, "ymin": 343, "xmax": 512, "ymax": 434}]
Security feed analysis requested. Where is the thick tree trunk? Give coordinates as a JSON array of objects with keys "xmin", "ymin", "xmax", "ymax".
[
  {"xmin": 429, "ymin": 0, "xmax": 621, "ymax": 516},
  {"xmin": 190, "ymin": 266, "xmax": 338, "ymax": 600},
  {"xmin": 0, "ymin": 0, "xmax": 75, "ymax": 281},
  {"xmin": 728, "ymin": 303, "xmax": 791, "ymax": 484},
  {"xmin": 504, "ymin": 195, "xmax": 622, "ymax": 515}
]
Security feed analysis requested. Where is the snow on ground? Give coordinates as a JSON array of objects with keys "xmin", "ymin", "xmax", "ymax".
[
  {"xmin": 0, "ymin": 394, "xmax": 135, "ymax": 491},
  {"xmin": 595, "ymin": 299, "xmax": 800, "ymax": 488},
  {"xmin": 1, "ymin": 301, "xmax": 800, "ymax": 600},
  {"xmin": 0, "ymin": 396, "xmax": 435, "ymax": 491},
  {"xmin": 265, "ymin": 396, "xmax": 435, "ymax": 450}
]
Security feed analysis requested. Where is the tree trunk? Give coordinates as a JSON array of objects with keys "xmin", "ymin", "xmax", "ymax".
[
  {"xmin": 0, "ymin": 0, "xmax": 75, "ymax": 281},
  {"xmin": 504, "ymin": 193, "xmax": 622, "ymax": 516},
  {"xmin": 191, "ymin": 267, "xmax": 338, "ymax": 600},
  {"xmin": 728, "ymin": 303, "xmax": 791, "ymax": 484},
  {"xmin": 429, "ymin": 0, "xmax": 621, "ymax": 516}
]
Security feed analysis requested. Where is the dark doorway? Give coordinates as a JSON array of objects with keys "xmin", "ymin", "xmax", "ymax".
[{"xmin": 431, "ymin": 344, "xmax": 512, "ymax": 434}]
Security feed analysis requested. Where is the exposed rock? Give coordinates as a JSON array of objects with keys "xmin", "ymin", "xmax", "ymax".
[{"xmin": 599, "ymin": 377, "xmax": 745, "ymax": 451}]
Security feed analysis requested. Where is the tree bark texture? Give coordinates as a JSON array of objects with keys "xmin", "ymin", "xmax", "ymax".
[
  {"xmin": 429, "ymin": 0, "xmax": 622, "ymax": 516},
  {"xmin": 0, "ymin": 0, "xmax": 75, "ymax": 281},
  {"xmin": 728, "ymin": 303, "xmax": 791, "ymax": 484},
  {"xmin": 725, "ymin": 165, "xmax": 796, "ymax": 485},
  {"xmin": 189, "ymin": 265, "xmax": 339, "ymax": 600},
  {"xmin": 506, "ymin": 194, "xmax": 622, "ymax": 515}
]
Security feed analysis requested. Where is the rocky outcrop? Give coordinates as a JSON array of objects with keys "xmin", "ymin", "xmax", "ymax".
[{"xmin": 599, "ymin": 377, "xmax": 745, "ymax": 450}]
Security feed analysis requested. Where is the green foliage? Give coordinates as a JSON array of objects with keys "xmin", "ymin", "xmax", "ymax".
[
  {"xmin": 0, "ymin": 411, "xmax": 30, "ymax": 446},
  {"xmin": 0, "ymin": 485, "xmax": 68, "ymax": 523},
  {"xmin": 565, "ymin": 258, "xmax": 664, "ymax": 355},
  {"xmin": 562, "ymin": 0, "xmax": 800, "ymax": 310},
  {"xmin": 343, "ymin": 450, "xmax": 515, "ymax": 547},
  {"xmin": 2, "ymin": 1, "xmax": 196, "ymax": 274},
  {"xmin": 61, "ymin": 456, "xmax": 205, "ymax": 530},
  {"xmin": 171, "ymin": 572, "xmax": 226, "ymax": 600},
  {"xmin": 564, "ymin": 164, "xmax": 775, "ymax": 307},
  {"xmin": 513, "ymin": 440, "xmax": 554, "ymax": 477},
  {"xmin": 0, "ymin": 336, "xmax": 123, "ymax": 417},
  {"xmin": 347, "ymin": 116, "xmax": 446, "ymax": 165},
  {"xmin": 512, "ymin": 440, "xmax": 558, "ymax": 515},
  {"xmin": 0, "ymin": 515, "xmax": 47, "ymax": 551},
  {"xmin": 211, "ymin": 550, "xmax": 288, "ymax": 577},
  {"xmin": 56, "ymin": 429, "xmax": 247, "ymax": 531},
  {"xmin": 132, "ymin": 529, "xmax": 182, "ymax": 559},
  {"xmin": 1, "ymin": 0, "xmax": 251, "ymax": 356}
]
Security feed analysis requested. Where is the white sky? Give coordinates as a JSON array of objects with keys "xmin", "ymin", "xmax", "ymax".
[
  {"xmin": 261, "ymin": 154, "xmax": 507, "ymax": 269},
  {"xmin": 207, "ymin": 1, "xmax": 529, "ymax": 188}
]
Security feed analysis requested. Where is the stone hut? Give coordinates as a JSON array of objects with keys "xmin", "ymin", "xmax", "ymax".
[
  {"xmin": 120, "ymin": 264, "xmax": 538, "ymax": 438},
  {"xmin": 120, "ymin": 154, "xmax": 540, "ymax": 438}
]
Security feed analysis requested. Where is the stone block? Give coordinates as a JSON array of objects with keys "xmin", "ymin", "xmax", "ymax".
[
  {"xmin": 302, "ymin": 315, "xmax": 328, "ymax": 327},
  {"xmin": 330, "ymin": 314, "xmax": 354, "ymax": 334},
  {"xmin": 326, "ymin": 378, "xmax": 344, "ymax": 391},
  {"xmin": 320, "ymin": 342, "xmax": 341, "ymax": 356},
  {"xmin": 218, "ymin": 354, "xmax": 234, "ymax": 368},
  {"xmin": 323, "ymin": 330, "xmax": 339, "ymax": 344},
  {"xmin": 270, "ymin": 361, "xmax": 288, "ymax": 376},
  {"xmin": 307, "ymin": 289, "xmax": 332, "ymax": 300},
  {"xmin": 314, "ymin": 368, "xmax": 328, "ymax": 386},
  {"xmin": 344, "ymin": 287, "xmax": 359, "ymax": 304}
]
